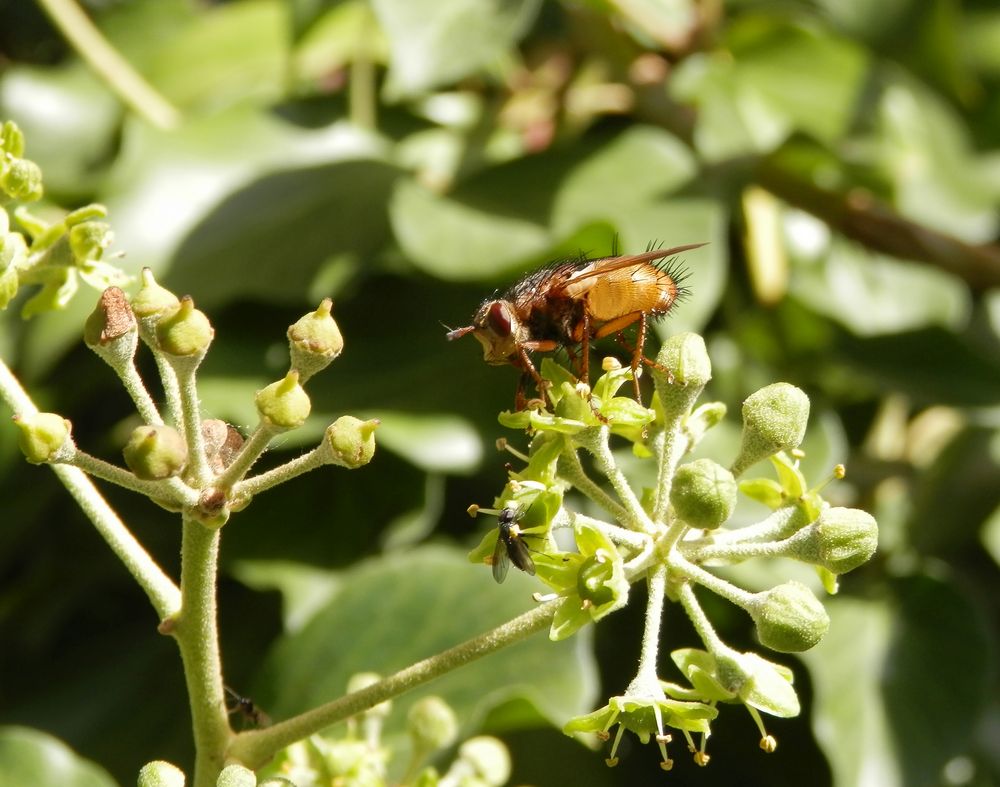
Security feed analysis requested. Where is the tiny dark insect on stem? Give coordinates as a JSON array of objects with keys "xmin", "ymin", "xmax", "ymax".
[
  {"xmin": 224, "ymin": 685, "xmax": 271, "ymax": 728},
  {"xmin": 492, "ymin": 507, "xmax": 537, "ymax": 583}
]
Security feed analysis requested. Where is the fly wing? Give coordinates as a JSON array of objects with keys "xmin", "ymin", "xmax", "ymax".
[
  {"xmin": 492, "ymin": 535, "xmax": 511, "ymax": 583},
  {"xmin": 561, "ymin": 243, "xmax": 706, "ymax": 289},
  {"xmin": 507, "ymin": 536, "xmax": 536, "ymax": 576}
]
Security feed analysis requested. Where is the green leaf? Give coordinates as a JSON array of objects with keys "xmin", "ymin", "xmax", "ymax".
[
  {"xmin": 365, "ymin": 410, "xmax": 484, "ymax": 473},
  {"xmin": 144, "ymin": 0, "xmax": 288, "ymax": 110},
  {"xmin": 371, "ymin": 0, "xmax": 541, "ymax": 98},
  {"xmin": 672, "ymin": 16, "xmax": 868, "ymax": 161},
  {"xmin": 389, "ymin": 177, "xmax": 550, "ymax": 280},
  {"xmin": 0, "ymin": 727, "xmax": 117, "ymax": 787},
  {"xmin": 800, "ymin": 575, "xmax": 992, "ymax": 787},
  {"xmin": 256, "ymin": 546, "xmax": 596, "ymax": 758}
]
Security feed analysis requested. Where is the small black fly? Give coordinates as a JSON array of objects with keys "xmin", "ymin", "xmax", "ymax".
[{"xmin": 492, "ymin": 507, "xmax": 536, "ymax": 583}]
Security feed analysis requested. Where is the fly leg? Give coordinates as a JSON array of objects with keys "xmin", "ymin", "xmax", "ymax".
[{"xmin": 515, "ymin": 346, "xmax": 551, "ymax": 407}]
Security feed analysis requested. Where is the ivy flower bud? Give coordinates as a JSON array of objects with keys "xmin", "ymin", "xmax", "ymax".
[
  {"xmin": 155, "ymin": 296, "xmax": 214, "ymax": 358},
  {"xmin": 254, "ymin": 371, "xmax": 311, "ymax": 430},
  {"xmin": 68, "ymin": 220, "xmax": 112, "ymax": 262},
  {"xmin": 731, "ymin": 383, "xmax": 809, "ymax": 477},
  {"xmin": 408, "ymin": 696, "xmax": 458, "ymax": 753},
  {"xmin": 750, "ymin": 581, "xmax": 829, "ymax": 653},
  {"xmin": 216, "ymin": 764, "xmax": 254, "ymax": 787},
  {"xmin": 287, "ymin": 298, "xmax": 344, "ymax": 381},
  {"xmin": 15, "ymin": 412, "xmax": 74, "ymax": 464},
  {"xmin": 653, "ymin": 332, "xmax": 711, "ymax": 419},
  {"xmin": 323, "ymin": 416, "xmax": 378, "ymax": 468},
  {"xmin": 137, "ymin": 760, "xmax": 185, "ymax": 787},
  {"xmin": 0, "ymin": 157, "xmax": 43, "ymax": 201},
  {"xmin": 0, "ymin": 229, "xmax": 26, "ymax": 309},
  {"xmin": 84, "ymin": 287, "xmax": 138, "ymax": 367},
  {"xmin": 789, "ymin": 507, "xmax": 878, "ymax": 574},
  {"xmin": 123, "ymin": 424, "xmax": 187, "ymax": 480},
  {"xmin": 132, "ymin": 268, "xmax": 180, "ymax": 322},
  {"xmin": 455, "ymin": 737, "xmax": 511, "ymax": 787},
  {"xmin": 670, "ymin": 459, "xmax": 736, "ymax": 529}
]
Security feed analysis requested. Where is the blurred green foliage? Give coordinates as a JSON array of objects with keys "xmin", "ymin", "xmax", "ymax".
[{"xmin": 1, "ymin": 0, "xmax": 999, "ymax": 785}]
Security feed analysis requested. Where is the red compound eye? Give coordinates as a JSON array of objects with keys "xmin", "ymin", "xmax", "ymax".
[{"xmin": 487, "ymin": 301, "xmax": 511, "ymax": 336}]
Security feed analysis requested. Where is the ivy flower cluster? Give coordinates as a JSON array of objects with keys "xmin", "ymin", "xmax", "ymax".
[{"xmin": 468, "ymin": 334, "xmax": 878, "ymax": 771}]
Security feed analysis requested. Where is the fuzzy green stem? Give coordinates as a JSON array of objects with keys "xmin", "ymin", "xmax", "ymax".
[
  {"xmin": 635, "ymin": 564, "xmax": 667, "ymax": 684},
  {"xmin": 557, "ymin": 444, "xmax": 628, "ymax": 523},
  {"xmin": 577, "ymin": 427, "xmax": 655, "ymax": 533},
  {"xmin": 215, "ymin": 423, "xmax": 277, "ymax": 489},
  {"xmin": 171, "ymin": 518, "xmax": 231, "ymax": 787},
  {"xmin": 1, "ymin": 359, "xmax": 180, "ymax": 619},
  {"xmin": 149, "ymin": 348, "xmax": 182, "ymax": 427},
  {"xmin": 117, "ymin": 359, "xmax": 164, "ymax": 426},
  {"xmin": 175, "ymin": 366, "xmax": 211, "ymax": 485},
  {"xmin": 226, "ymin": 599, "xmax": 559, "ymax": 769},
  {"xmin": 684, "ymin": 506, "xmax": 804, "ymax": 547},
  {"xmin": 233, "ymin": 444, "xmax": 325, "ymax": 499},
  {"xmin": 676, "ymin": 582, "xmax": 725, "ymax": 653},
  {"xmin": 681, "ymin": 538, "xmax": 790, "ymax": 565},
  {"xmin": 668, "ymin": 553, "xmax": 756, "ymax": 611},
  {"xmin": 69, "ymin": 450, "xmax": 198, "ymax": 507},
  {"xmin": 34, "ymin": 0, "xmax": 181, "ymax": 129}
]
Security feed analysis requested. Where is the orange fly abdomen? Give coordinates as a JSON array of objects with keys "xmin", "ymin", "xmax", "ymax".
[{"xmin": 582, "ymin": 261, "xmax": 680, "ymax": 323}]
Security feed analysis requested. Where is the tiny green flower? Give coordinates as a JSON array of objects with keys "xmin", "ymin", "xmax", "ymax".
[
  {"xmin": 323, "ymin": 416, "xmax": 378, "ymax": 467},
  {"xmin": 216, "ymin": 763, "xmax": 254, "ymax": 787},
  {"xmin": 137, "ymin": 760, "xmax": 186, "ymax": 787},
  {"xmin": 408, "ymin": 696, "xmax": 458, "ymax": 753},
  {"xmin": 155, "ymin": 296, "xmax": 214, "ymax": 358},
  {"xmin": 255, "ymin": 371, "xmax": 311, "ymax": 430},
  {"xmin": 670, "ymin": 459, "xmax": 737, "ymax": 529},
  {"xmin": 14, "ymin": 412, "xmax": 74, "ymax": 464},
  {"xmin": 123, "ymin": 424, "xmax": 188, "ymax": 480},
  {"xmin": 564, "ymin": 682, "xmax": 716, "ymax": 770},
  {"xmin": 0, "ymin": 157, "xmax": 43, "ymax": 201},
  {"xmin": 132, "ymin": 268, "xmax": 181, "ymax": 323},
  {"xmin": 535, "ymin": 520, "xmax": 629, "ymax": 640},
  {"xmin": 731, "ymin": 384, "xmax": 810, "ymax": 477},
  {"xmin": 786, "ymin": 507, "xmax": 878, "ymax": 574},
  {"xmin": 451, "ymin": 737, "xmax": 511, "ymax": 787},
  {"xmin": 288, "ymin": 298, "xmax": 344, "ymax": 381},
  {"xmin": 750, "ymin": 580, "xmax": 829, "ymax": 653}
]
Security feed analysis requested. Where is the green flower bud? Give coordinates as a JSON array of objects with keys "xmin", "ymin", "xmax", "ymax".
[
  {"xmin": 750, "ymin": 581, "xmax": 829, "ymax": 653},
  {"xmin": 132, "ymin": 268, "xmax": 180, "ymax": 321},
  {"xmin": 323, "ymin": 416, "xmax": 378, "ymax": 468},
  {"xmin": 456, "ymin": 737, "xmax": 511, "ymax": 787},
  {"xmin": 790, "ymin": 507, "xmax": 878, "ymax": 574},
  {"xmin": 137, "ymin": 760, "xmax": 185, "ymax": 787},
  {"xmin": 15, "ymin": 412, "xmax": 74, "ymax": 464},
  {"xmin": 408, "ymin": 696, "xmax": 458, "ymax": 753},
  {"xmin": 731, "ymin": 384, "xmax": 809, "ymax": 477},
  {"xmin": 653, "ymin": 332, "xmax": 711, "ymax": 420},
  {"xmin": 255, "ymin": 371, "xmax": 311, "ymax": 430},
  {"xmin": 155, "ymin": 296, "xmax": 214, "ymax": 358},
  {"xmin": 84, "ymin": 287, "xmax": 138, "ymax": 367},
  {"xmin": 69, "ymin": 220, "xmax": 112, "ymax": 262},
  {"xmin": 1, "ymin": 158, "xmax": 43, "ymax": 201},
  {"xmin": 0, "ymin": 264, "xmax": 18, "ymax": 310},
  {"xmin": 576, "ymin": 553, "xmax": 617, "ymax": 607},
  {"xmin": 123, "ymin": 424, "xmax": 188, "ymax": 480},
  {"xmin": 670, "ymin": 459, "xmax": 737, "ymax": 529},
  {"xmin": 216, "ymin": 764, "xmax": 255, "ymax": 787},
  {"xmin": 288, "ymin": 298, "xmax": 344, "ymax": 381},
  {"xmin": 1, "ymin": 120, "xmax": 26, "ymax": 157}
]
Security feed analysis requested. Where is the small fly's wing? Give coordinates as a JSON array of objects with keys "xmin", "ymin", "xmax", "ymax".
[
  {"xmin": 506, "ymin": 534, "xmax": 536, "ymax": 576},
  {"xmin": 492, "ymin": 534, "xmax": 511, "ymax": 583}
]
